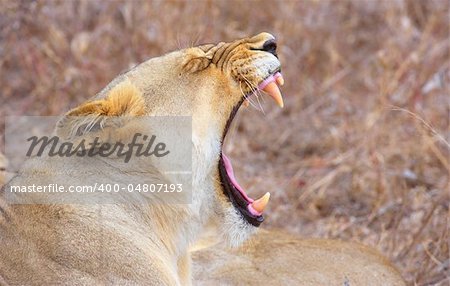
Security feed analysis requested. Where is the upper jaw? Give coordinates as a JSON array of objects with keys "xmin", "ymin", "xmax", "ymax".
[{"xmin": 255, "ymin": 69, "xmax": 284, "ymax": 107}]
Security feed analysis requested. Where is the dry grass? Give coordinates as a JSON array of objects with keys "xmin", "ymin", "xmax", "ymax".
[{"xmin": 1, "ymin": 1, "xmax": 449, "ymax": 285}]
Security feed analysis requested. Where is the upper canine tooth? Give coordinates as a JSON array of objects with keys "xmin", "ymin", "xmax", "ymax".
[
  {"xmin": 262, "ymin": 82, "xmax": 284, "ymax": 108},
  {"xmin": 243, "ymin": 99, "xmax": 250, "ymax": 108},
  {"xmin": 251, "ymin": 192, "xmax": 270, "ymax": 213}
]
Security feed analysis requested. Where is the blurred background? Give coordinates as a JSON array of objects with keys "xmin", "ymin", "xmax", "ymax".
[{"xmin": 0, "ymin": 0, "xmax": 449, "ymax": 284}]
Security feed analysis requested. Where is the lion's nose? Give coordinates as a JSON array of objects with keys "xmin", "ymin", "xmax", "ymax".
[
  {"xmin": 247, "ymin": 32, "xmax": 278, "ymax": 57},
  {"xmin": 262, "ymin": 39, "xmax": 277, "ymax": 57}
]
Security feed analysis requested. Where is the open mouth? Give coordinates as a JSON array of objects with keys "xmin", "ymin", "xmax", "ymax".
[{"xmin": 219, "ymin": 71, "xmax": 284, "ymax": 227}]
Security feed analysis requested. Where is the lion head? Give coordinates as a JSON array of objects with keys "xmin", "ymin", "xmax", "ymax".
[{"xmin": 59, "ymin": 32, "xmax": 284, "ymax": 247}]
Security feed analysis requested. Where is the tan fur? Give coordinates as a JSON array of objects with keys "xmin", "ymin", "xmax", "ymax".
[
  {"xmin": 0, "ymin": 32, "xmax": 403, "ymax": 285},
  {"xmin": 192, "ymin": 229, "xmax": 406, "ymax": 286},
  {"xmin": 67, "ymin": 80, "xmax": 146, "ymax": 117},
  {"xmin": 0, "ymin": 33, "xmax": 283, "ymax": 285}
]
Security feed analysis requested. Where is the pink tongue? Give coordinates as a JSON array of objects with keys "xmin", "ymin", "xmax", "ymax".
[{"xmin": 222, "ymin": 154, "xmax": 254, "ymax": 203}]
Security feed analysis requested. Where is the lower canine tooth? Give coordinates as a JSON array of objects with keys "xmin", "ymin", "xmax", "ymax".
[
  {"xmin": 243, "ymin": 99, "xmax": 250, "ymax": 107},
  {"xmin": 251, "ymin": 192, "xmax": 270, "ymax": 213}
]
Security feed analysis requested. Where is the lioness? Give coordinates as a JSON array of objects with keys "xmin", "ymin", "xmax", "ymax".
[
  {"xmin": 192, "ymin": 229, "xmax": 406, "ymax": 286},
  {"xmin": 0, "ymin": 33, "xmax": 284, "ymax": 285}
]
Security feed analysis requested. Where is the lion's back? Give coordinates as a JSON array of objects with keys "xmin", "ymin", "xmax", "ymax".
[{"xmin": 192, "ymin": 230, "xmax": 405, "ymax": 286}]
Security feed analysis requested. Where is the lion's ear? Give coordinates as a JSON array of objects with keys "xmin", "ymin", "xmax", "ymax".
[
  {"xmin": 56, "ymin": 80, "xmax": 146, "ymax": 138},
  {"xmin": 182, "ymin": 49, "xmax": 211, "ymax": 73},
  {"xmin": 66, "ymin": 80, "xmax": 145, "ymax": 117}
]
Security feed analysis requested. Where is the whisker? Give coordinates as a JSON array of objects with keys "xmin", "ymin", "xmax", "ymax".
[
  {"xmin": 241, "ymin": 74, "xmax": 265, "ymax": 113},
  {"xmin": 240, "ymin": 75, "xmax": 260, "ymax": 108},
  {"xmin": 255, "ymin": 92, "xmax": 266, "ymax": 115},
  {"xmin": 242, "ymin": 81, "xmax": 261, "ymax": 111},
  {"xmin": 240, "ymin": 81, "xmax": 260, "ymax": 110}
]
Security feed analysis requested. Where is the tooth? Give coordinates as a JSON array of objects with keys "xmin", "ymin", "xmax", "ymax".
[
  {"xmin": 243, "ymin": 99, "xmax": 250, "ymax": 107},
  {"xmin": 251, "ymin": 192, "xmax": 270, "ymax": 213},
  {"xmin": 262, "ymin": 82, "xmax": 284, "ymax": 108},
  {"xmin": 276, "ymin": 75, "xmax": 284, "ymax": 86}
]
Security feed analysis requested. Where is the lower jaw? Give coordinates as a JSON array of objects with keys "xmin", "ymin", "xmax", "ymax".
[{"xmin": 218, "ymin": 154, "xmax": 264, "ymax": 227}]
